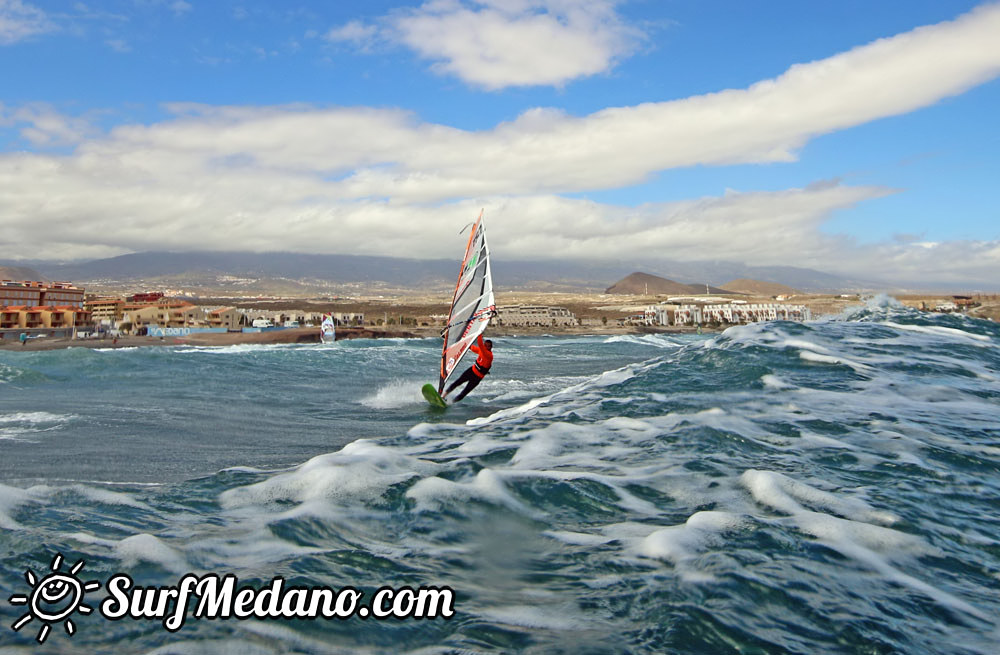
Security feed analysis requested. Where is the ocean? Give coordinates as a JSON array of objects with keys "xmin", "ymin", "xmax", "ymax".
[{"xmin": 1, "ymin": 297, "xmax": 998, "ymax": 654}]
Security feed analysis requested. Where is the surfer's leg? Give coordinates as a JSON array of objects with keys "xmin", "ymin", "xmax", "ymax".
[
  {"xmin": 453, "ymin": 375, "xmax": 482, "ymax": 402},
  {"xmin": 444, "ymin": 368, "xmax": 475, "ymax": 398}
]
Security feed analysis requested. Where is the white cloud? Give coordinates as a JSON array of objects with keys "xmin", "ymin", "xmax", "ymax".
[
  {"xmin": 324, "ymin": 19, "xmax": 378, "ymax": 50},
  {"xmin": 2, "ymin": 4, "xmax": 1000, "ymax": 286},
  {"xmin": 0, "ymin": 0, "xmax": 54, "ymax": 44},
  {"xmin": 105, "ymin": 37, "xmax": 131, "ymax": 52},
  {"xmin": 148, "ymin": 3, "xmax": 1000, "ymax": 201},
  {"xmin": 1, "ymin": 103, "xmax": 98, "ymax": 146},
  {"xmin": 329, "ymin": 0, "xmax": 644, "ymax": 89}
]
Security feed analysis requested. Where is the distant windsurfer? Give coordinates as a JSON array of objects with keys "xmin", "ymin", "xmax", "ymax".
[{"xmin": 441, "ymin": 334, "xmax": 493, "ymax": 403}]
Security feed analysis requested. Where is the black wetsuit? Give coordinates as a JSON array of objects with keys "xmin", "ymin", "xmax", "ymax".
[
  {"xmin": 444, "ymin": 335, "xmax": 493, "ymax": 402},
  {"xmin": 445, "ymin": 363, "xmax": 488, "ymax": 402}
]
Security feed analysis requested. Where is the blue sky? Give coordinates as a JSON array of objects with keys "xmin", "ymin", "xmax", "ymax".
[{"xmin": 2, "ymin": 0, "xmax": 999, "ymax": 287}]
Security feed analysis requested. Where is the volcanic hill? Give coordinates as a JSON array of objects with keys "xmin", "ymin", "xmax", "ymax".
[{"xmin": 605, "ymin": 272, "xmax": 736, "ymax": 296}]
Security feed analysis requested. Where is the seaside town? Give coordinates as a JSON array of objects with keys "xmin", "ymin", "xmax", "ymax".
[{"xmin": 1, "ymin": 276, "xmax": 993, "ymax": 349}]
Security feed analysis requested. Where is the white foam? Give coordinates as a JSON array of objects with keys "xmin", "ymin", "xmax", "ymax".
[
  {"xmin": 468, "ymin": 359, "xmax": 653, "ymax": 426},
  {"xmin": 405, "ymin": 468, "xmax": 535, "ymax": 515},
  {"xmin": 0, "ymin": 411, "xmax": 74, "ymax": 440},
  {"xmin": 798, "ymin": 349, "xmax": 871, "ymax": 373},
  {"xmin": 638, "ymin": 511, "xmax": 746, "ymax": 570},
  {"xmin": 71, "ymin": 531, "xmax": 189, "ymax": 573},
  {"xmin": 115, "ymin": 533, "xmax": 190, "ymax": 573},
  {"xmin": 739, "ymin": 470, "xmax": 991, "ymax": 621},
  {"xmin": 238, "ymin": 621, "xmax": 354, "ymax": 654},
  {"xmin": 219, "ymin": 465, "xmax": 271, "ymax": 474},
  {"xmin": 543, "ymin": 530, "xmax": 614, "ymax": 546},
  {"xmin": 187, "ymin": 530, "xmax": 324, "ymax": 570},
  {"xmin": 358, "ymin": 378, "xmax": 425, "ymax": 409},
  {"xmin": 741, "ymin": 470, "xmax": 897, "ymax": 525},
  {"xmin": 173, "ymin": 343, "xmax": 298, "ymax": 355},
  {"xmin": 603, "ymin": 334, "xmax": 683, "ymax": 348},
  {"xmin": 70, "ymin": 484, "xmax": 152, "ymax": 510},
  {"xmin": 798, "ymin": 432, "xmax": 857, "ymax": 450},
  {"xmin": 0, "ymin": 411, "xmax": 71, "ymax": 424},
  {"xmin": 882, "ymin": 321, "xmax": 991, "ymax": 344},
  {"xmin": 143, "ymin": 639, "xmax": 279, "ymax": 655},
  {"xmin": 469, "ymin": 393, "xmax": 550, "ymax": 425},
  {"xmin": 781, "ymin": 338, "xmax": 832, "ymax": 353},
  {"xmin": 219, "ymin": 439, "xmax": 434, "ymax": 510},
  {"xmin": 480, "ymin": 604, "xmax": 586, "ymax": 630},
  {"xmin": 0, "ymin": 483, "xmax": 39, "ymax": 530},
  {"xmin": 761, "ymin": 374, "xmax": 794, "ymax": 389},
  {"xmin": 498, "ymin": 468, "xmax": 661, "ymax": 516},
  {"xmin": 509, "ymin": 429, "xmax": 564, "ymax": 468}
]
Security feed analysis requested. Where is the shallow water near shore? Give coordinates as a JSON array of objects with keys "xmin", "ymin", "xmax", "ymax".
[{"xmin": 1, "ymin": 298, "xmax": 998, "ymax": 653}]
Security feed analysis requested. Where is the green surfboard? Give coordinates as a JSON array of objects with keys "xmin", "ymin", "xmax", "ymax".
[{"xmin": 421, "ymin": 383, "xmax": 448, "ymax": 409}]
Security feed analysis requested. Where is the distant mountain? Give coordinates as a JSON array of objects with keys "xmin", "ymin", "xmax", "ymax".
[
  {"xmin": 12, "ymin": 251, "xmax": 876, "ymax": 294},
  {"xmin": 605, "ymin": 272, "xmax": 737, "ymax": 296},
  {"xmin": 720, "ymin": 279, "xmax": 801, "ymax": 296},
  {"xmin": 0, "ymin": 265, "xmax": 46, "ymax": 282},
  {"xmin": 641, "ymin": 261, "xmax": 876, "ymax": 293},
  {"xmin": 33, "ymin": 251, "xmax": 458, "ymax": 286}
]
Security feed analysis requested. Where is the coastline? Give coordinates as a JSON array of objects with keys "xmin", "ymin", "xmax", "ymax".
[{"xmin": 0, "ymin": 324, "xmax": 709, "ymax": 351}]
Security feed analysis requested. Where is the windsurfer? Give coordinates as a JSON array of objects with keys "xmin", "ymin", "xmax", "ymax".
[{"xmin": 441, "ymin": 334, "xmax": 493, "ymax": 403}]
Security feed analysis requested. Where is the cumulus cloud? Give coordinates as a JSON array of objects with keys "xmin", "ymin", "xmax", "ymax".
[
  {"xmin": 324, "ymin": 19, "xmax": 379, "ymax": 50},
  {"xmin": 2, "ymin": 3, "xmax": 1000, "ymax": 285},
  {"xmin": 326, "ymin": 0, "xmax": 644, "ymax": 89},
  {"xmin": 0, "ymin": 103, "xmax": 99, "ymax": 146},
  {"xmin": 0, "ymin": 0, "xmax": 53, "ymax": 44}
]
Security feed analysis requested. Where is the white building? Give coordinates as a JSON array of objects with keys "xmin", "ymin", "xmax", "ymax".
[
  {"xmin": 651, "ymin": 302, "xmax": 810, "ymax": 326},
  {"xmin": 497, "ymin": 305, "xmax": 577, "ymax": 327}
]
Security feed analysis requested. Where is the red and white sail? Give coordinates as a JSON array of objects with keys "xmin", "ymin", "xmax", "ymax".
[{"xmin": 438, "ymin": 210, "xmax": 496, "ymax": 393}]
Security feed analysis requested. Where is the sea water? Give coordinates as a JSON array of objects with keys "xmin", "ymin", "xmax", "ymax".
[{"xmin": 0, "ymin": 298, "xmax": 998, "ymax": 653}]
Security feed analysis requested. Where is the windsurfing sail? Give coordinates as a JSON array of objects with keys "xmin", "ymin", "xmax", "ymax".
[
  {"xmin": 438, "ymin": 210, "xmax": 496, "ymax": 394},
  {"xmin": 320, "ymin": 314, "xmax": 336, "ymax": 343}
]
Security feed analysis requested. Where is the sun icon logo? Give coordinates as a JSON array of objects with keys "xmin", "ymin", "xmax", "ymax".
[{"xmin": 8, "ymin": 553, "xmax": 101, "ymax": 643}]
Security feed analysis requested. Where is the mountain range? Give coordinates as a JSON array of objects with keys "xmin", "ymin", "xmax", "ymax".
[
  {"xmin": 6, "ymin": 251, "xmax": 883, "ymax": 294},
  {"xmin": 719, "ymin": 278, "xmax": 802, "ymax": 296}
]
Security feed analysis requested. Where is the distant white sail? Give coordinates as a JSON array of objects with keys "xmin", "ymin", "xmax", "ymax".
[
  {"xmin": 321, "ymin": 314, "xmax": 336, "ymax": 344},
  {"xmin": 439, "ymin": 210, "xmax": 496, "ymax": 393}
]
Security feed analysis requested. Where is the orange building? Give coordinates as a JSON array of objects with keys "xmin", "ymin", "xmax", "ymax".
[
  {"xmin": 42, "ymin": 282, "xmax": 85, "ymax": 307},
  {"xmin": 121, "ymin": 301, "xmax": 205, "ymax": 331},
  {"xmin": 0, "ymin": 281, "xmax": 43, "ymax": 306},
  {"xmin": 0, "ymin": 305, "xmax": 91, "ymax": 329},
  {"xmin": 0, "ymin": 280, "xmax": 85, "ymax": 308}
]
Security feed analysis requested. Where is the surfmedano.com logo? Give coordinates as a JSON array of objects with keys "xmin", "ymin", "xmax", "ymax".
[
  {"xmin": 9, "ymin": 553, "xmax": 101, "ymax": 643},
  {"xmin": 8, "ymin": 551, "xmax": 455, "ymax": 644}
]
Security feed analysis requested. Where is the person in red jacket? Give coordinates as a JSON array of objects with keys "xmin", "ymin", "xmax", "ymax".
[{"xmin": 442, "ymin": 334, "xmax": 493, "ymax": 403}]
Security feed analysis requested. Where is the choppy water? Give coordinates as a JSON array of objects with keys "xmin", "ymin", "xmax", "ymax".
[{"xmin": 1, "ymin": 297, "xmax": 998, "ymax": 654}]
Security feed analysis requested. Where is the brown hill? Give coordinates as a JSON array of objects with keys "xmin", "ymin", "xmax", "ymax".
[
  {"xmin": 0, "ymin": 265, "xmax": 46, "ymax": 282},
  {"xmin": 720, "ymin": 278, "xmax": 801, "ymax": 296},
  {"xmin": 605, "ymin": 272, "xmax": 735, "ymax": 296}
]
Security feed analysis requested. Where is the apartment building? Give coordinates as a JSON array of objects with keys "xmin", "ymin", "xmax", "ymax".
[
  {"xmin": 1, "ymin": 280, "xmax": 85, "ymax": 308},
  {"xmin": 652, "ymin": 302, "xmax": 811, "ymax": 326},
  {"xmin": 496, "ymin": 305, "xmax": 577, "ymax": 327}
]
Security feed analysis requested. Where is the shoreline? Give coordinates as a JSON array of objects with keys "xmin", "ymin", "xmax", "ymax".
[{"xmin": 0, "ymin": 324, "xmax": 709, "ymax": 351}]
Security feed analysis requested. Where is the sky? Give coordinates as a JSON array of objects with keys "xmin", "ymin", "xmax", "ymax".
[{"xmin": 1, "ymin": 0, "xmax": 999, "ymax": 288}]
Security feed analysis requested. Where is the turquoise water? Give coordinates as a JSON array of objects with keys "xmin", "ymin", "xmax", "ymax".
[{"xmin": 1, "ymin": 298, "xmax": 998, "ymax": 653}]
